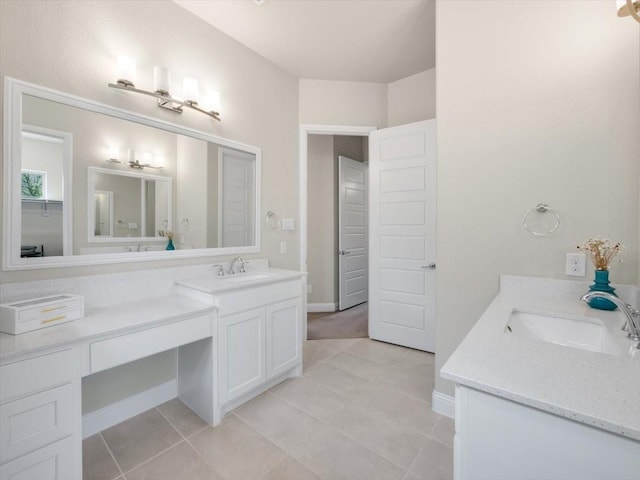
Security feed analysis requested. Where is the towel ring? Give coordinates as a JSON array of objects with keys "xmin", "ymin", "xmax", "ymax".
[
  {"xmin": 522, "ymin": 203, "xmax": 560, "ymax": 237},
  {"xmin": 264, "ymin": 210, "xmax": 279, "ymax": 230}
]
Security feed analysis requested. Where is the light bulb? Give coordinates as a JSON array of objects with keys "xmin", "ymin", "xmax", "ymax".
[
  {"xmin": 153, "ymin": 66, "xmax": 171, "ymax": 94},
  {"xmin": 116, "ymin": 56, "xmax": 136, "ymax": 87},
  {"xmin": 202, "ymin": 90, "xmax": 221, "ymax": 113},
  {"xmin": 142, "ymin": 152, "xmax": 153, "ymax": 165},
  {"xmin": 182, "ymin": 77, "xmax": 199, "ymax": 103},
  {"xmin": 153, "ymin": 154, "xmax": 165, "ymax": 169},
  {"xmin": 107, "ymin": 146, "xmax": 120, "ymax": 163}
]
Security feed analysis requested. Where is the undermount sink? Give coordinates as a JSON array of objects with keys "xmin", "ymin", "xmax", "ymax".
[
  {"xmin": 221, "ymin": 273, "xmax": 274, "ymax": 283},
  {"xmin": 506, "ymin": 309, "xmax": 620, "ymax": 355}
]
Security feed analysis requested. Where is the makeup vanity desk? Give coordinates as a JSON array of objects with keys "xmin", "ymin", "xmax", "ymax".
[{"xmin": 0, "ymin": 269, "xmax": 305, "ymax": 480}]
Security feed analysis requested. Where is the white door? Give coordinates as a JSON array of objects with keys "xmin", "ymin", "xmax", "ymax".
[
  {"xmin": 369, "ymin": 120, "xmax": 437, "ymax": 352},
  {"xmin": 218, "ymin": 148, "xmax": 255, "ymax": 247},
  {"xmin": 338, "ymin": 156, "xmax": 368, "ymax": 311}
]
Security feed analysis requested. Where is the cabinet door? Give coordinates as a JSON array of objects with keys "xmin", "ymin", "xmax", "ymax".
[
  {"xmin": 219, "ymin": 308, "xmax": 266, "ymax": 404},
  {"xmin": 266, "ymin": 298, "xmax": 301, "ymax": 379},
  {"xmin": 0, "ymin": 384, "xmax": 73, "ymax": 464},
  {"xmin": 0, "ymin": 436, "xmax": 74, "ymax": 480}
]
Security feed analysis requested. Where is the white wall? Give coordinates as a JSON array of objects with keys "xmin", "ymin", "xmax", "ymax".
[
  {"xmin": 388, "ymin": 68, "xmax": 436, "ymax": 126},
  {"xmin": 307, "ymin": 135, "xmax": 335, "ymax": 305},
  {"xmin": 435, "ymin": 0, "xmax": 640, "ymax": 397},
  {"xmin": 299, "ymin": 79, "xmax": 387, "ymax": 127}
]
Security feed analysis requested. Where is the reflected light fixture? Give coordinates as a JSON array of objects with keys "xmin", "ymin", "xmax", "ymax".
[
  {"xmin": 106, "ymin": 146, "xmax": 121, "ymax": 164},
  {"xmin": 106, "ymin": 148, "xmax": 165, "ymax": 170},
  {"xmin": 108, "ymin": 57, "xmax": 221, "ymax": 121},
  {"xmin": 617, "ymin": 0, "xmax": 640, "ymax": 23}
]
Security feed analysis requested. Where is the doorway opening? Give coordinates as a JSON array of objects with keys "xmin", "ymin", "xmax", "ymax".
[{"xmin": 299, "ymin": 125, "xmax": 376, "ymax": 340}]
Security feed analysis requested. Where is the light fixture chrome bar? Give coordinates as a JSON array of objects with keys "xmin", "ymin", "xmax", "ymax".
[
  {"xmin": 128, "ymin": 159, "xmax": 163, "ymax": 170},
  {"xmin": 108, "ymin": 82, "xmax": 221, "ymax": 121}
]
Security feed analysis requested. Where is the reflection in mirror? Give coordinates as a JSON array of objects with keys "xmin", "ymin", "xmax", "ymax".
[
  {"xmin": 20, "ymin": 125, "xmax": 72, "ymax": 258},
  {"xmin": 3, "ymin": 78, "xmax": 261, "ymax": 269},
  {"xmin": 87, "ymin": 167, "xmax": 172, "ymax": 244},
  {"xmin": 94, "ymin": 191, "xmax": 113, "ymax": 237}
]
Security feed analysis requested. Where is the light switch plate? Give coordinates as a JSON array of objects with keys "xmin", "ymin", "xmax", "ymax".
[
  {"xmin": 282, "ymin": 218, "xmax": 295, "ymax": 231},
  {"xmin": 280, "ymin": 241, "xmax": 287, "ymax": 254},
  {"xmin": 566, "ymin": 253, "xmax": 586, "ymax": 277}
]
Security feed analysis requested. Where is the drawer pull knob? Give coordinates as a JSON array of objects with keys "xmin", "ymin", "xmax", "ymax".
[
  {"xmin": 41, "ymin": 305, "xmax": 66, "ymax": 313},
  {"xmin": 41, "ymin": 315, "xmax": 67, "ymax": 324}
]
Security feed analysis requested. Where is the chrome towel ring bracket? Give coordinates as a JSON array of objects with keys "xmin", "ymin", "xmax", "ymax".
[{"xmin": 522, "ymin": 203, "xmax": 561, "ymax": 237}]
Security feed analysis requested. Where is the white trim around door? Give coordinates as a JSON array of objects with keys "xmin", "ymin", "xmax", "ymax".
[{"xmin": 298, "ymin": 124, "xmax": 377, "ymax": 340}]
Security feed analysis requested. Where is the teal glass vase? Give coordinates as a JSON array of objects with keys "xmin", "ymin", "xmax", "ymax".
[
  {"xmin": 586, "ymin": 269, "xmax": 617, "ymax": 311},
  {"xmin": 166, "ymin": 238, "xmax": 175, "ymax": 251}
]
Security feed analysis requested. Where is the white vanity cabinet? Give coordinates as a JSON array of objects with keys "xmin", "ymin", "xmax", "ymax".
[
  {"xmin": 454, "ymin": 385, "xmax": 640, "ymax": 480},
  {"xmin": 0, "ymin": 349, "xmax": 80, "ymax": 480},
  {"xmin": 215, "ymin": 279, "xmax": 303, "ymax": 409}
]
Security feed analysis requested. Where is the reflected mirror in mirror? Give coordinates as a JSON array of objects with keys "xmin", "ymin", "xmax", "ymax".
[{"xmin": 3, "ymin": 78, "xmax": 261, "ymax": 269}]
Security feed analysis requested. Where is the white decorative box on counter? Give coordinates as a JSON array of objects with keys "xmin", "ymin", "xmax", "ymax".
[{"xmin": 0, "ymin": 294, "xmax": 84, "ymax": 334}]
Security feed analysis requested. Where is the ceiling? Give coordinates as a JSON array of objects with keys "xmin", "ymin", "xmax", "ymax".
[{"xmin": 173, "ymin": 0, "xmax": 435, "ymax": 84}]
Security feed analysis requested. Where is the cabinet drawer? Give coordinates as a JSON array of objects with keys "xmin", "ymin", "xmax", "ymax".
[
  {"xmin": 216, "ymin": 280, "xmax": 300, "ymax": 317},
  {"xmin": 0, "ymin": 436, "xmax": 74, "ymax": 480},
  {"xmin": 0, "ymin": 350, "xmax": 73, "ymax": 403},
  {"xmin": 0, "ymin": 384, "xmax": 73, "ymax": 464},
  {"xmin": 90, "ymin": 314, "xmax": 211, "ymax": 373}
]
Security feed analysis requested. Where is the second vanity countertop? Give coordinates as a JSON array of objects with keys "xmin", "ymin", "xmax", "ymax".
[
  {"xmin": 0, "ymin": 266, "xmax": 305, "ymax": 363},
  {"xmin": 441, "ymin": 275, "xmax": 640, "ymax": 441},
  {"xmin": 174, "ymin": 267, "xmax": 305, "ymax": 295}
]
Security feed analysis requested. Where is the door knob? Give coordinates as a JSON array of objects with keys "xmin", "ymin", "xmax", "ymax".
[{"xmin": 421, "ymin": 263, "xmax": 436, "ymax": 269}]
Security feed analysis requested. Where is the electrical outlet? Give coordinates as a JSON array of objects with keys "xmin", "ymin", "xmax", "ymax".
[
  {"xmin": 307, "ymin": 284, "xmax": 312, "ymax": 294},
  {"xmin": 566, "ymin": 253, "xmax": 586, "ymax": 277},
  {"xmin": 280, "ymin": 241, "xmax": 287, "ymax": 254}
]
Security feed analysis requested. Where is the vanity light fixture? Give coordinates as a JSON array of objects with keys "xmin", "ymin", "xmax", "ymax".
[
  {"xmin": 617, "ymin": 0, "xmax": 640, "ymax": 22},
  {"xmin": 108, "ymin": 58, "xmax": 221, "ymax": 121},
  {"xmin": 128, "ymin": 151, "xmax": 164, "ymax": 170},
  {"xmin": 106, "ymin": 146, "xmax": 121, "ymax": 164}
]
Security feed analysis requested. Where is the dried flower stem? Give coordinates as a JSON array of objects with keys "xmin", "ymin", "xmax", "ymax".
[{"xmin": 577, "ymin": 238, "xmax": 624, "ymax": 271}]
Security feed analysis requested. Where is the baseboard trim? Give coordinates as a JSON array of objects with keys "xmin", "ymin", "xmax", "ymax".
[
  {"xmin": 82, "ymin": 379, "xmax": 177, "ymax": 438},
  {"xmin": 307, "ymin": 303, "xmax": 337, "ymax": 313},
  {"xmin": 432, "ymin": 390, "xmax": 455, "ymax": 419}
]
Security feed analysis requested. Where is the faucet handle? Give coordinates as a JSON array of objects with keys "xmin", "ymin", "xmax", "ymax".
[
  {"xmin": 212, "ymin": 264, "xmax": 225, "ymax": 276},
  {"xmin": 240, "ymin": 260, "xmax": 250, "ymax": 273}
]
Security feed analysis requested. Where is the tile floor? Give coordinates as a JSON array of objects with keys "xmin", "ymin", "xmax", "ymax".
[{"xmin": 83, "ymin": 338, "xmax": 454, "ymax": 480}]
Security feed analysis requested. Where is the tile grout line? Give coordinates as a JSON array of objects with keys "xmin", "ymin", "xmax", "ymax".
[
  {"xmin": 269, "ymin": 385, "xmax": 428, "ymax": 473},
  {"xmin": 301, "ymin": 363, "xmax": 440, "ymax": 439},
  {"xmin": 237, "ymin": 391, "xmax": 412, "ymax": 477},
  {"xmin": 103, "ymin": 407, "xmax": 186, "ymax": 477},
  {"xmin": 230, "ymin": 409, "xmax": 331, "ymax": 480},
  {"xmin": 312, "ymin": 344, "xmax": 437, "ymax": 406},
  {"xmin": 98, "ymin": 432, "xmax": 126, "ymax": 480},
  {"xmin": 154, "ymin": 406, "xmax": 221, "ymax": 477}
]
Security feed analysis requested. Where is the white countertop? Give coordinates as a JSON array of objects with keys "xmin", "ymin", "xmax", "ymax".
[
  {"xmin": 174, "ymin": 267, "xmax": 305, "ymax": 295},
  {"xmin": 441, "ymin": 275, "xmax": 640, "ymax": 441},
  {"xmin": 0, "ymin": 265, "xmax": 305, "ymax": 364},
  {"xmin": 0, "ymin": 295, "xmax": 212, "ymax": 363}
]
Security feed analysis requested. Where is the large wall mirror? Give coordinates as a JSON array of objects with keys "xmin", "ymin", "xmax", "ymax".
[{"xmin": 3, "ymin": 78, "xmax": 261, "ymax": 270}]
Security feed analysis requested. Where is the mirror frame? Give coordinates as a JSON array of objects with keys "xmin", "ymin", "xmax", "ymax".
[{"xmin": 3, "ymin": 77, "xmax": 262, "ymax": 270}]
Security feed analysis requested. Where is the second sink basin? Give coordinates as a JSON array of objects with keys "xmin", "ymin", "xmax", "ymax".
[
  {"xmin": 221, "ymin": 273, "xmax": 275, "ymax": 283},
  {"xmin": 506, "ymin": 309, "xmax": 620, "ymax": 355}
]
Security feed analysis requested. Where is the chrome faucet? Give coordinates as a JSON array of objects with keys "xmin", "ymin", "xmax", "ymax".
[
  {"xmin": 580, "ymin": 292, "xmax": 640, "ymax": 340},
  {"xmin": 212, "ymin": 264, "xmax": 225, "ymax": 276},
  {"xmin": 229, "ymin": 256, "xmax": 244, "ymax": 275}
]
